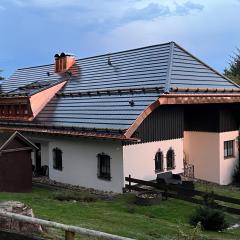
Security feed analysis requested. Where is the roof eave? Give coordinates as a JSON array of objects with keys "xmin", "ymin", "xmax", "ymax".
[{"xmin": 0, "ymin": 126, "xmax": 140, "ymax": 142}]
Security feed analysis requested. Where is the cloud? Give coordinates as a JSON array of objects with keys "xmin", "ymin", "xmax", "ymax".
[
  {"xmin": 98, "ymin": 0, "xmax": 239, "ymax": 73},
  {"xmin": 2, "ymin": 0, "xmax": 239, "ymax": 79},
  {"xmin": 174, "ymin": 1, "xmax": 204, "ymax": 15},
  {"xmin": 124, "ymin": 3, "xmax": 170, "ymax": 21},
  {"xmin": 2, "ymin": 0, "xmax": 204, "ymax": 23}
]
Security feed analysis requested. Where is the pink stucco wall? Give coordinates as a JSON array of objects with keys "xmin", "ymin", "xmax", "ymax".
[
  {"xmin": 184, "ymin": 131, "xmax": 238, "ymax": 185},
  {"xmin": 219, "ymin": 131, "xmax": 239, "ymax": 185},
  {"xmin": 184, "ymin": 131, "xmax": 220, "ymax": 183},
  {"xmin": 123, "ymin": 138, "xmax": 184, "ymax": 180}
]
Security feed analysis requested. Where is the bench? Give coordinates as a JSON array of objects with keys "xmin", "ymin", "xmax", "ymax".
[{"xmin": 156, "ymin": 171, "xmax": 182, "ymax": 185}]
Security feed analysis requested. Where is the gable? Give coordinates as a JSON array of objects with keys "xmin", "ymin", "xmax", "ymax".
[
  {"xmin": 0, "ymin": 131, "xmax": 37, "ymax": 151},
  {"xmin": 134, "ymin": 105, "xmax": 184, "ymax": 142},
  {"xmin": 4, "ymin": 136, "xmax": 29, "ymax": 150}
]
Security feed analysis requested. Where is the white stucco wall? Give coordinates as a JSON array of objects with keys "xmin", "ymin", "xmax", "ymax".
[
  {"xmin": 40, "ymin": 142, "xmax": 49, "ymax": 166},
  {"xmin": 184, "ymin": 131, "xmax": 239, "ymax": 185},
  {"xmin": 47, "ymin": 138, "xmax": 124, "ymax": 193},
  {"xmin": 30, "ymin": 137, "xmax": 49, "ymax": 166},
  {"xmin": 123, "ymin": 138, "xmax": 184, "ymax": 180}
]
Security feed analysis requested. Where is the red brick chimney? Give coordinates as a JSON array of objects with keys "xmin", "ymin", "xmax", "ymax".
[{"xmin": 54, "ymin": 52, "xmax": 76, "ymax": 73}]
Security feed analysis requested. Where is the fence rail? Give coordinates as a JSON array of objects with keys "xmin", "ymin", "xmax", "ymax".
[
  {"xmin": 125, "ymin": 175, "xmax": 240, "ymax": 215},
  {"xmin": 0, "ymin": 210, "xmax": 134, "ymax": 240}
]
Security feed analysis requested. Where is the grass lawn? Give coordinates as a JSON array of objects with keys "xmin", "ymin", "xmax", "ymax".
[{"xmin": 0, "ymin": 185, "xmax": 240, "ymax": 240}]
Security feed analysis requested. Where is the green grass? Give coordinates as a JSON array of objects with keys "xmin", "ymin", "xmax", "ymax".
[{"xmin": 0, "ymin": 185, "xmax": 240, "ymax": 240}]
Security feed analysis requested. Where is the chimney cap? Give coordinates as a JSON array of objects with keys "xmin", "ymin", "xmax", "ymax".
[
  {"xmin": 60, "ymin": 52, "xmax": 66, "ymax": 57},
  {"xmin": 55, "ymin": 52, "xmax": 75, "ymax": 59}
]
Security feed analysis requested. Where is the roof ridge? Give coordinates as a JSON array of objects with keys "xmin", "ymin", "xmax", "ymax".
[
  {"xmin": 173, "ymin": 42, "xmax": 240, "ymax": 89},
  {"xmin": 16, "ymin": 41, "xmax": 172, "ymax": 71},
  {"xmin": 164, "ymin": 41, "xmax": 175, "ymax": 93}
]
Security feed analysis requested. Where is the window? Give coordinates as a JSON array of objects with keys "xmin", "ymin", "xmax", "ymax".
[
  {"xmin": 53, "ymin": 148, "xmax": 63, "ymax": 171},
  {"xmin": 166, "ymin": 148, "xmax": 175, "ymax": 170},
  {"xmin": 97, "ymin": 153, "xmax": 111, "ymax": 180},
  {"xmin": 155, "ymin": 150, "xmax": 164, "ymax": 172},
  {"xmin": 224, "ymin": 140, "xmax": 234, "ymax": 158}
]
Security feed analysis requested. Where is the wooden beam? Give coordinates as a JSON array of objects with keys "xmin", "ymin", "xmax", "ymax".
[
  {"xmin": 65, "ymin": 231, "xmax": 75, "ymax": 240},
  {"xmin": 0, "ymin": 210, "xmax": 134, "ymax": 240}
]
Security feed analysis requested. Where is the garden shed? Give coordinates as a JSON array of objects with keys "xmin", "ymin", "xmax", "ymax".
[{"xmin": 0, "ymin": 131, "xmax": 37, "ymax": 192}]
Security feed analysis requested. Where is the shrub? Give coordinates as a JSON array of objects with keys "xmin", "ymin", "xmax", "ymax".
[
  {"xmin": 53, "ymin": 191, "xmax": 97, "ymax": 202},
  {"xmin": 189, "ymin": 206, "xmax": 228, "ymax": 231},
  {"xmin": 232, "ymin": 164, "xmax": 240, "ymax": 184},
  {"xmin": 203, "ymin": 191, "xmax": 216, "ymax": 207},
  {"xmin": 177, "ymin": 222, "xmax": 202, "ymax": 240}
]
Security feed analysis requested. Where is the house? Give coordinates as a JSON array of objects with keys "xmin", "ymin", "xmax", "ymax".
[
  {"xmin": 0, "ymin": 131, "xmax": 37, "ymax": 192},
  {"xmin": 0, "ymin": 42, "xmax": 239, "ymax": 193}
]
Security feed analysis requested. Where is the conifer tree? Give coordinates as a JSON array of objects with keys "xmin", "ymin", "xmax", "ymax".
[{"xmin": 224, "ymin": 48, "xmax": 240, "ymax": 84}]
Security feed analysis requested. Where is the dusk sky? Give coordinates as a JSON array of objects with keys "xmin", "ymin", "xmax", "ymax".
[{"xmin": 0, "ymin": 0, "xmax": 239, "ymax": 78}]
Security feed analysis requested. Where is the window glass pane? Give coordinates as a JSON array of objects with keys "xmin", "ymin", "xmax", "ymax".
[
  {"xmin": 98, "ymin": 154, "xmax": 111, "ymax": 180},
  {"xmin": 166, "ymin": 149, "xmax": 175, "ymax": 169},
  {"xmin": 53, "ymin": 148, "xmax": 62, "ymax": 170},
  {"xmin": 155, "ymin": 151, "xmax": 163, "ymax": 172},
  {"xmin": 224, "ymin": 148, "xmax": 228, "ymax": 157},
  {"xmin": 224, "ymin": 140, "xmax": 234, "ymax": 158}
]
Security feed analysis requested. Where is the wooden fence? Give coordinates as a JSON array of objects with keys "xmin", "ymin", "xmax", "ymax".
[
  {"xmin": 0, "ymin": 210, "xmax": 134, "ymax": 240},
  {"xmin": 125, "ymin": 175, "xmax": 240, "ymax": 215}
]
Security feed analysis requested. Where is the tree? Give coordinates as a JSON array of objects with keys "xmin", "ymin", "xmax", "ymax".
[{"xmin": 224, "ymin": 48, "xmax": 240, "ymax": 84}]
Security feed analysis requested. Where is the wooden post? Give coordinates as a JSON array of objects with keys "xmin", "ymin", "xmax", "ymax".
[
  {"xmin": 65, "ymin": 230, "xmax": 75, "ymax": 240},
  {"xmin": 164, "ymin": 185, "xmax": 168, "ymax": 200},
  {"xmin": 129, "ymin": 174, "xmax": 131, "ymax": 192}
]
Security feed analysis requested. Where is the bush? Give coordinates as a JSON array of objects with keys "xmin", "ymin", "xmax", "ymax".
[
  {"xmin": 203, "ymin": 191, "xmax": 216, "ymax": 208},
  {"xmin": 189, "ymin": 206, "xmax": 228, "ymax": 231},
  {"xmin": 232, "ymin": 164, "xmax": 240, "ymax": 184},
  {"xmin": 177, "ymin": 222, "xmax": 202, "ymax": 240},
  {"xmin": 53, "ymin": 191, "xmax": 97, "ymax": 202}
]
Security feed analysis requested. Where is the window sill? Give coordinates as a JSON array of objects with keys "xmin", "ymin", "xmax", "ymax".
[
  {"xmin": 98, "ymin": 176, "xmax": 111, "ymax": 181},
  {"xmin": 53, "ymin": 168, "xmax": 63, "ymax": 171},
  {"xmin": 166, "ymin": 167, "xmax": 176, "ymax": 171},
  {"xmin": 224, "ymin": 156, "xmax": 235, "ymax": 160},
  {"xmin": 155, "ymin": 169, "xmax": 164, "ymax": 173}
]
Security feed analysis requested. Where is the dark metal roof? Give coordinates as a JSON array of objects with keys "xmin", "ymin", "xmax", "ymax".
[
  {"xmin": 168, "ymin": 43, "xmax": 239, "ymax": 91},
  {"xmin": 33, "ymin": 92, "xmax": 161, "ymax": 130},
  {"xmin": 0, "ymin": 41, "xmax": 239, "ymax": 133}
]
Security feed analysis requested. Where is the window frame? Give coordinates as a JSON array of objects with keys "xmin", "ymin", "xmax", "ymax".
[
  {"xmin": 97, "ymin": 153, "xmax": 111, "ymax": 181},
  {"xmin": 224, "ymin": 140, "xmax": 235, "ymax": 159},
  {"xmin": 53, "ymin": 147, "xmax": 63, "ymax": 171},
  {"xmin": 154, "ymin": 150, "xmax": 164, "ymax": 173},
  {"xmin": 166, "ymin": 148, "xmax": 175, "ymax": 170}
]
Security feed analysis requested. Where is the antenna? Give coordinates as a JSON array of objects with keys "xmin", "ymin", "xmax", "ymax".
[{"xmin": 108, "ymin": 56, "xmax": 112, "ymax": 66}]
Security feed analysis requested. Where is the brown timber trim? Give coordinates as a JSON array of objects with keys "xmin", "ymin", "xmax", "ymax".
[
  {"xmin": 124, "ymin": 93, "xmax": 240, "ymax": 138},
  {"xmin": 0, "ymin": 147, "xmax": 33, "ymax": 153},
  {"xmin": 171, "ymin": 87, "xmax": 240, "ymax": 93},
  {"xmin": 0, "ymin": 96, "xmax": 29, "ymax": 104},
  {"xmin": 0, "ymin": 126, "xmax": 139, "ymax": 142}
]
